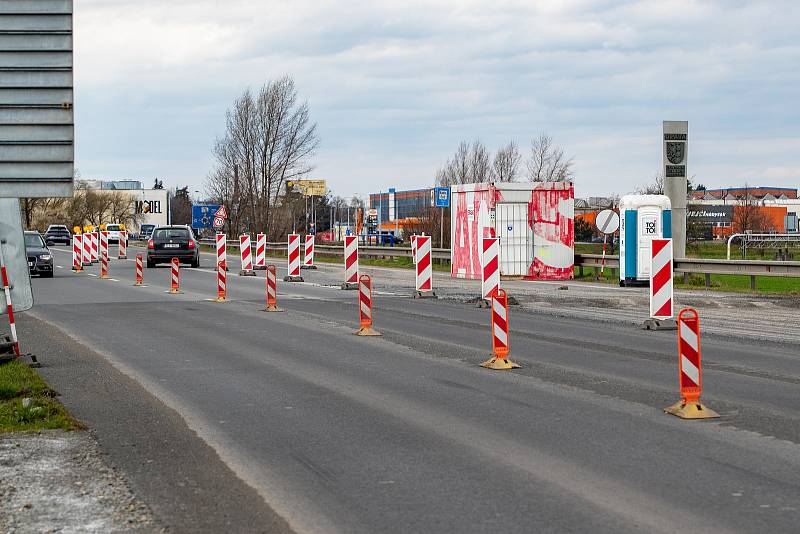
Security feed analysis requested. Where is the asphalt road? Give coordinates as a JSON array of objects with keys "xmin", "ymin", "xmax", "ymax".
[{"xmin": 20, "ymin": 245, "xmax": 800, "ymax": 533}]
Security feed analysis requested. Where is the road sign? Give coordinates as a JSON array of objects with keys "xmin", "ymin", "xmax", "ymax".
[
  {"xmin": 213, "ymin": 217, "xmax": 225, "ymax": 229},
  {"xmin": 433, "ymin": 187, "xmax": 450, "ymax": 208},
  {"xmin": 214, "ymin": 205, "xmax": 228, "ymax": 219},
  {"xmin": 596, "ymin": 209, "xmax": 620, "ymax": 235},
  {"xmin": 0, "ymin": 2, "xmax": 74, "ymax": 198},
  {"xmin": 0, "ymin": 199, "xmax": 33, "ymax": 313},
  {"xmin": 192, "ymin": 205, "xmax": 222, "ymax": 229}
]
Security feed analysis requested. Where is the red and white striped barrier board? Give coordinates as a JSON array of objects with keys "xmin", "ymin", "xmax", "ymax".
[
  {"xmin": 100, "ymin": 252, "xmax": 109, "ymax": 279},
  {"xmin": 255, "ymin": 233, "xmax": 266, "ymax": 269},
  {"xmin": 134, "ymin": 254, "xmax": 143, "ymax": 286},
  {"xmin": 355, "ymin": 274, "xmax": 381, "ymax": 336},
  {"xmin": 411, "ymin": 235, "xmax": 417, "ymax": 265},
  {"xmin": 90, "ymin": 232, "xmax": 99, "ymax": 263},
  {"xmin": 265, "ymin": 264, "xmax": 281, "ymax": 312},
  {"xmin": 216, "ymin": 233, "xmax": 226, "ymax": 270},
  {"xmin": 650, "ymin": 238, "xmax": 673, "ymax": 320},
  {"xmin": 100, "ymin": 231, "xmax": 109, "ymax": 261},
  {"xmin": 303, "ymin": 235, "xmax": 315, "ymax": 267},
  {"xmin": 414, "ymin": 235, "xmax": 433, "ymax": 293},
  {"xmin": 118, "ymin": 231, "xmax": 127, "ymax": 259},
  {"xmin": 239, "ymin": 235, "xmax": 255, "ymax": 274},
  {"xmin": 1, "ymin": 259, "xmax": 20, "ymax": 356},
  {"xmin": 169, "ymin": 257, "xmax": 181, "ymax": 293},
  {"xmin": 665, "ymin": 308, "xmax": 719, "ymax": 419},
  {"xmin": 215, "ymin": 260, "xmax": 227, "ymax": 301},
  {"xmin": 82, "ymin": 232, "xmax": 91, "ymax": 266},
  {"xmin": 72, "ymin": 234, "xmax": 82, "ymax": 272},
  {"xmin": 287, "ymin": 234, "xmax": 301, "ymax": 278},
  {"xmin": 480, "ymin": 288, "xmax": 520, "ymax": 370},
  {"xmin": 481, "ymin": 237, "xmax": 500, "ymax": 300},
  {"xmin": 343, "ymin": 235, "xmax": 359, "ymax": 287}
]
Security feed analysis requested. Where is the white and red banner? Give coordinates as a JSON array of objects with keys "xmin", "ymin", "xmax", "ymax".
[
  {"xmin": 240, "ymin": 235, "xmax": 253, "ymax": 272},
  {"xmin": 415, "ymin": 235, "xmax": 432, "ymax": 292},
  {"xmin": 82, "ymin": 232, "xmax": 91, "ymax": 266},
  {"xmin": 481, "ymin": 237, "xmax": 500, "ymax": 300},
  {"xmin": 99, "ymin": 231, "xmax": 109, "ymax": 260},
  {"xmin": 90, "ymin": 232, "xmax": 99, "ymax": 263},
  {"xmin": 650, "ymin": 238, "xmax": 673, "ymax": 320},
  {"xmin": 118, "ymin": 231, "xmax": 127, "ymax": 259},
  {"xmin": 255, "ymin": 233, "xmax": 266, "ymax": 268},
  {"xmin": 344, "ymin": 236, "xmax": 358, "ymax": 284},
  {"xmin": 304, "ymin": 235, "xmax": 315, "ymax": 267},
  {"xmin": 288, "ymin": 234, "xmax": 301, "ymax": 277}
]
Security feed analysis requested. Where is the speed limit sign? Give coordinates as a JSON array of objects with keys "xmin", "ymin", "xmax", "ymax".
[
  {"xmin": 213, "ymin": 216, "xmax": 225, "ymax": 229},
  {"xmin": 595, "ymin": 209, "xmax": 620, "ymax": 235}
]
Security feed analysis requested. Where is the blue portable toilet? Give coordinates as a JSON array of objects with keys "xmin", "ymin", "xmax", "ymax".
[{"xmin": 619, "ymin": 195, "xmax": 671, "ymax": 286}]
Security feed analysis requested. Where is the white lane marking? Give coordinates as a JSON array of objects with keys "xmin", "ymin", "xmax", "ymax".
[
  {"xmin": 56, "ymin": 265, "xmax": 63, "ymax": 269},
  {"xmin": 87, "ymin": 273, "xmax": 97, "ymax": 277}
]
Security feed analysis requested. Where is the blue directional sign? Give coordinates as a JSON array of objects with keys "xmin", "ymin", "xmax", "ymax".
[
  {"xmin": 192, "ymin": 204, "xmax": 221, "ymax": 229},
  {"xmin": 434, "ymin": 187, "xmax": 450, "ymax": 208}
]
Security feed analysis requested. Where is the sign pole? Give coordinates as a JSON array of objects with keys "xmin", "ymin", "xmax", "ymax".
[{"xmin": 601, "ymin": 235, "xmax": 607, "ymax": 275}]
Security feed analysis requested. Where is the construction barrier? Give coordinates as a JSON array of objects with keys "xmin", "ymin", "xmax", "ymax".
[
  {"xmin": 72, "ymin": 234, "xmax": 82, "ymax": 272},
  {"xmin": 1, "ymin": 257, "xmax": 20, "ymax": 356},
  {"xmin": 411, "ymin": 235, "xmax": 417, "ymax": 265},
  {"xmin": 414, "ymin": 235, "xmax": 436, "ymax": 298},
  {"xmin": 239, "ymin": 235, "xmax": 256, "ymax": 276},
  {"xmin": 264, "ymin": 264, "xmax": 282, "ymax": 312},
  {"xmin": 82, "ymin": 231, "xmax": 91, "ymax": 266},
  {"xmin": 255, "ymin": 233, "xmax": 266, "ymax": 269},
  {"xmin": 90, "ymin": 232, "xmax": 99, "ymax": 263},
  {"xmin": 118, "ymin": 231, "xmax": 127, "ymax": 259},
  {"xmin": 342, "ymin": 236, "xmax": 358, "ymax": 289},
  {"xmin": 355, "ymin": 274, "xmax": 381, "ymax": 336},
  {"xmin": 100, "ymin": 252, "xmax": 110, "ymax": 279},
  {"xmin": 134, "ymin": 254, "xmax": 144, "ymax": 286},
  {"xmin": 664, "ymin": 308, "xmax": 719, "ymax": 419},
  {"xmin": 100, "ymin": 231, "xmax": 109, "ymax": 262},
  {"xmin": 285, "ymin": 234, "xmax": 303, "ymax": 282},
  {"xmin": 216, "ymin": 233, "xmax": 227, "ymax": 271},
  {"xmin": 302, "ymin": 234, "xmax": 316, "ymax": 269},
  {"xmin": 481, "ymin": 237, "xmax": 500, "ymax": 302},
  {"xmin": 169, "ymin": 257, "xmax": 181, "ymax": 294},
  {"xmin": 214, "ymin": 260, "xmax": 227, "ymax": 302},
  {"xmin": 650, "ymin": 238, "xmax": 673, "ymax": 320},
  {"xmin": 481, "ymin": 289, "xmax": 520, "ymax": 370}
]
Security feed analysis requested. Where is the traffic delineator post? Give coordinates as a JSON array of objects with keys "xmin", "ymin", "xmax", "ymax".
[
  {"xmin": 118, "ymin": 231, "xmax": 127, "ymax": 259},
  {"xmin": 264, "ymin": 264, "xmax": 283, "ymax": 312},
  {"xmin": 285, "ymin": 234, "xmax": 304, "ymax": 282},
  {"xmin": 478, "ymin": 237, "xmax": 500, "ymax": 308},
  {"xmin": 72, "ymin": 234, "xmax": 82, "ymax": 272},
  {"xmin": 216, "ymin": 233, "xmax": 228, "ymax": 271},
  {"xmin": 254, "ymin": 233, "xmax": 266, "ymax": 270},
  {"xmin": 239, "ymin": 234, "xmax": 256, "ymax": 276},
  {"xmin": 643, "ymin": 238, "xmax": 677, "ymax": 330},
  {"xmin": 1, "ymin": 257, "xmax": 20, "ymax": 357},
  {"xmin": 355, "ymin": 274, "xmax": 381, "ymax": 336},
  {"xmin": 99, "ymin": 252, "xmax": 110, "ymax": 279},
  {"xmin": 213, "ymin": 260, "xmax": 227, "ymax": 302},
  {"xmin": 90, "ymin": 231, "xmax": 99, "ymax": 263},
  {"xmin": 664, "ymin": 308, "xmax": 719, "ymax": 419},
  {"xmin": 82, "ymin": 231, "xmax": 91, "ymax": 266},
  {"xmin": 413, "ymin": 235, "xmax": 437, "ymax": 299},
  {"xmin": 342, "ymin": 235, "xmax": 358, "ymax": 289},
  {"xmin": 168, "ymin": 257, "xmax": 181, "ymax": 294},
  {"xmin": 411, "ymin": 235, "xmax": 417, "ymax": 265},
  {"xmin": 481, "ymin": 289, "xmax": 521, "ymax": 370},
  {"xmin": 100, "ymin": 231, "xmax": 109, "ymax": 262},
  {"xmin": 133, "ymin": 254, "xmax": 144, "ymax": 286},
  {"xmin": 301, "ymin": 234, "xmax": 317, "ymax": 270}
]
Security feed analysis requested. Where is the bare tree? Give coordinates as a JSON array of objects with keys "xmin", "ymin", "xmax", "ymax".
[
  {"xmin": 436, "ymin": 140, "xmax": 494, "ymax": 186},
  {"xmin": 526, "ymin": 133, "xmax": 573, "ymax": 182},
  {"xmin": 636, "ymin": 172, "xmax": 665, "ymax": 195},
  {"xmin": 493, "ymin": 141, "xmax": 521, "ymax": 182},
  {"xmin": 732, "ymin": 185, "xmax": 769, "ymax": 233}
]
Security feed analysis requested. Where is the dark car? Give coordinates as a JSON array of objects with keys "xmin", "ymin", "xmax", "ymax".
[
  {"xmin": 44, "ymin": 224, "xmax": 71, "ymax": 245},
  {"xmin": 24, "ymin": 231, "xmax": 54, "ymax": 278},
  {"xmin": 147, "ymin": 225, "xmax": 200, "ymax": 268},
  {"xmin": 139, "ymin": 224, "xmax": 155, "ymax": 241}
]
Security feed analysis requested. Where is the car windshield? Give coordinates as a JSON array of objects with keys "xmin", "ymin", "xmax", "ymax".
[
  {"xmin": 24, "ymin": 233, "xmax": 45, "ymax": 248},
  {"xmin": 153, "ymin": 228, "xmax": 189, "ymax": 239},
  {"xmin": 48, "ymin": 226, "xmax": 68, "ymax": 232},
  {"xmin": 141, "ymin": 225, "xmax": 154, "ymax": 233}
]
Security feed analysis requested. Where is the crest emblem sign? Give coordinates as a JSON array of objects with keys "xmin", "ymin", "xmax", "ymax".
[{"xmin": 666, "ymin": 142, "xmax": 685, "ymax": 165}]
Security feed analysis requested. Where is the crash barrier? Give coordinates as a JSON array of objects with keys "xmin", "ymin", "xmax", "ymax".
[
  {"xmin": 265, "ymin": 264, "xmax": 282, "ymax": 312},
  {"xmin": 303, "ymin": 235, "xmax": 316, "ymax": 269},
  {"xmin": 355, "ymin": 274, "xmax": 381, "ymax": 336},
  {"xmin": 169, "ymin": 258, "xmax": 181, "ymax": 294},
  {"xmin": 664, "ymin": 308, "xmax": 719, "ymax": 419},
  {"xmin": 100, "ymin": 252, "xmax": 109, "ymax": 279},
  {"xmin": 481, "ymin": 237, "xmax": 500, "ymax": 302},
  {"xmin": 134, "ymin": 254, "xmax": 144, "ymax": 286},
  {"xmin": 650, "ymin": 239, "xmax": 673, "ymax": 320},
  {"xmin": 216, "ymin": 233, "xmax": 227, "ymax": 271},
  {"xmin": 214, "ymin": 260, "xmax": 227, "ymax": 302},
  {"xmin": 90, "ymin": 232, "xmax": 99, "ymax": 263},
  {"xmin": 118, "ymin": 231, "xmax": 127, "ymax": 259},
  {"xmin": 239, "ymin": 235, "xmax": 255, "ymax": 276},
  {"xmin": 82, "ymin": 232, "xmax": 91, "ymax": 266},
  {"xmin": 286, "ymin": 234, "xmax": 303, "ymax": 282},
  {"xmin": 0, "ymin": 258, "xmax": 20, "ymax": 356},
  {"xmin": 255, "ymin": 233, "xmax": 266, "ymax": 269},
  {"xmin": 414, "ymin": 236, "xmax": 435, "ymax": 298},
  {"xmin": 343, "ymin": 236, "xmax": 358, "ymax": 289},
  {"xmin": 481, "ymin": 289, "xmax": 520, "ymax": 370},
  {"xmin": 100, "ymin": 231, "xmax": 109, "ymax": 261},
  {"xmin": 72, "ymin": 234, "xmax": 82, "ymax": 272}
]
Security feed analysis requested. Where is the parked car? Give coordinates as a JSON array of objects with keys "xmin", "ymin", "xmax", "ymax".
[
  {"xmin": 24, "ymin": 231, "xmax": 54, "ymax": 278},
  {"xmin": 147, "ymin": 225, "xmax": 200, "ymax": 268},
  {"xmin": 103, "ymin": 223, "xmax": 127, "ymax": 244},
  {"xmin": 44, "ymin": 225, "xmax": 71, "ymax": 245},
  {"xmin": 139, "ymin": 224, "xmax": 155, "ymax": 241}
]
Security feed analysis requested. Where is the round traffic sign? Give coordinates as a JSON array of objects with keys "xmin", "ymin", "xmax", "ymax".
[
  {"xmin": 595, "ymin": 209, "xmax": 620, "ymax": 235},
  {"xmin": 213, "ymin": 216, "xmax": 225, "ymax": 228}
]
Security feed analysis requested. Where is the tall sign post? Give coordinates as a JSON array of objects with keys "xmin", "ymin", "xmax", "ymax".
[
  {"xmin": 663, "ymin": 121, "xmax": 688, "ymax": 259},
  {"xmin": 433, "ymin": 187, "xmax": 450, "ymax": 248}
]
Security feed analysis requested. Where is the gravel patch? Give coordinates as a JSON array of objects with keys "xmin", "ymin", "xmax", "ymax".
[{"xmin": 0, "ymin": 430, "xmax": 159, "ymax": 533}]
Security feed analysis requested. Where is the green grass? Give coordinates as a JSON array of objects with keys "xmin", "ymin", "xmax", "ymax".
[{"xmin": 0, "ymin": 361, "xmax": 81, "ymax": 432}]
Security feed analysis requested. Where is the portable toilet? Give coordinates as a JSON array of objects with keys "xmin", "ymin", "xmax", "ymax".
[{"xmin": 619, "ymin": 194, "xmax": 671, "ymax": 286}]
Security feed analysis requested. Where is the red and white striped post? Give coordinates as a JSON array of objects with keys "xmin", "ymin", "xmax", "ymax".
[
  {"xmin": 665, "ymin": 308, "xmax": 719, "ymax": 419},
  {"xmin": 90, "ymin": 231, "xmax": 99, "ymax": 263},
  {"xmin": 216, "ymin": 233, "xmax": 227, "ymax": 271},
  {"xmin": 100, "ymin": 252, "xmax": 110, "ymax": 279},
  {"xmin": 480, "ymin": 237, "xmax": 500, "ymax": 306},
  {"xmin": 100, "ymin": 231, "xmax": 109, "ymax": 262},
  {"xmin": 118, "ymin": 231, "xmax": 127, "ymax": 259},
  {"xmin": 264, "ymin": 264, "xmax": 282, "ymax": 312},
  {"xmin": 411, "ymin": 235, "xmax": 417, "ymax": 265},
  {"xmin": 214, "ymin": 260, "xmax": 227, "ymax": 302},
  {"xmin": 72, "ymin": 234, "xmax": 83, "ymax": 272},
  {"xmin": 285, "ymin": 234, "xmax": 303, "ymax": 282},
  {"xmin": 134, "ymin": 254, "xmax": 144, "ymax": 286},
  {"xmin": 1, "ymin": 255, "xmax": 20, "ymax": 357},
  {"xmin": 254, "ymin": 233, "xmax": 266, "ymax": 270},
  {"xmin": 82, "ymin": 232, "xmax": 91, "ymax": 266},
  {"xmin": 414, "ymin": 235, "xmax": 436, "ymax": 298},
  {"xmin": 649, "ymin": 238, "xmax": 674, "ymax": 321},
  {"xmin": 355, "ymin": 274, "xmax": 381, "ymax": 336},
  {"xmin": 342, "ymin": 235, "xmax": 358, "ymax": 289},
  {"xmin": 239, "ymin": 234, "xmax": 256, "ymax": 276},
  {"xmin": 481, "ymin": 288, "xmax": 520, "ymax": 370},
  {"xmin": 168, "ymin": 257, "xmax": 181, "ymax": 294},
  {"xmin": 302, "ymin": 234, "xmax": 316, "ymax": 269}
]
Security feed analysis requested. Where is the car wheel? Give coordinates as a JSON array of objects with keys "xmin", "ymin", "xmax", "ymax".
[
  {"xmin": 147, "ymin": 259, "xmax": 155, "ymax": 268},
  {"xmin": 191, "ymin": 256, "xmax": 199, "ymax": 268}
]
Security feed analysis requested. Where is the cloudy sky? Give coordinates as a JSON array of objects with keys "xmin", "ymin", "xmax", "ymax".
[{"xmin": 74, "ymin": 0, "xmax": 800, "ymax": 198}]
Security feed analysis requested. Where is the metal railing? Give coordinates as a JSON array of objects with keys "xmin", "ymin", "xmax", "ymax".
[{"xmin": 726, "ymin": 233, "xmax": 800, "ymax": 260}]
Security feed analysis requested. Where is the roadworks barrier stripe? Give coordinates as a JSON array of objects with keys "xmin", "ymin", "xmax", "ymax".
[
  {"xmin": 481, "ymin": 289, "xmax": 520, "ymax": 370},
  {"xmin": 355, "ymin": 274, "xmax": 381, "ymax": 336}
]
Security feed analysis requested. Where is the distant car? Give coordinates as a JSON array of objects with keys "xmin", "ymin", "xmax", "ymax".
[
  {"xmin": 104, "ymin": 223, "xmax": 127, "ymax": 244},
  {"xmin": 44, "ymin": 225, "xmax": 71, "ymax": 245},
  {"xmin": 139, "ymin": 224, "xmax": 155, "ymax": 241},
  {"xmin": 24, "ymin": 231, "xmax": 54, "ymax": 278},
  {"xmin": 147, "ymin": 225, "xmax": 200, "ymax": 268}
]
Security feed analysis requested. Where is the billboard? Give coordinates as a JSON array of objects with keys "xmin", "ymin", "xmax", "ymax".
[
  {"xmin": 287, "ymin": 179, "xmax": 326, "ymax": 197},
  {"xmin": 0, "ymin": 1, "xmax": 74, "ymax": 197},
  {"xmin": 687, "ymin": 205, "xmax": 733, "ymax": 224},
  {"xmin": 192, "ymin": 205, "xmax": 221, "ymax": 229}
]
